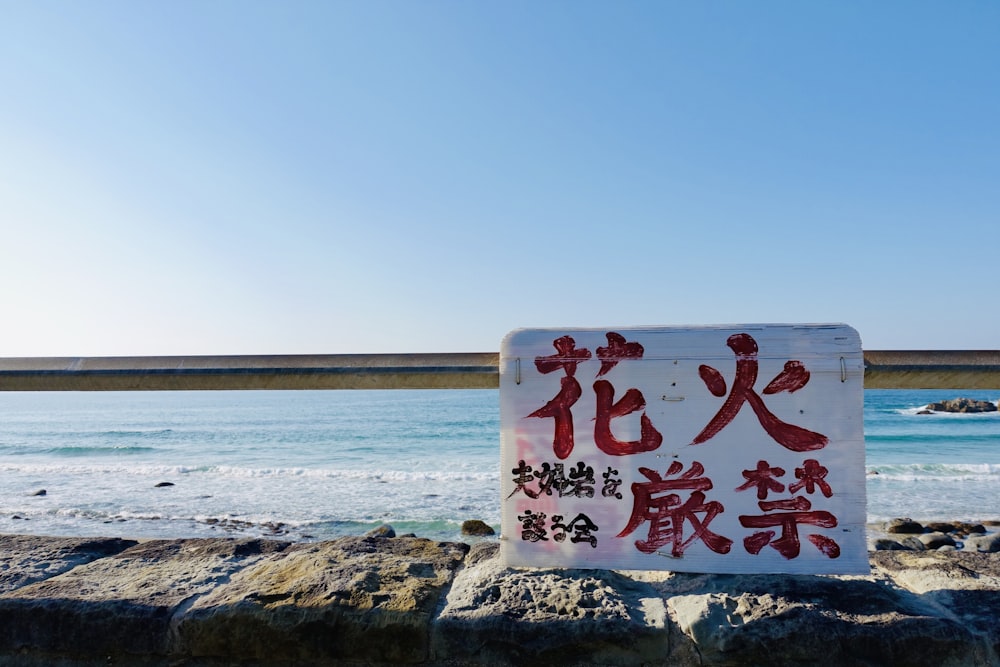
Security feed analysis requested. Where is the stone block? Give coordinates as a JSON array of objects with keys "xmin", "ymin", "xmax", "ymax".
[
  {"xmin": 431, "ymin": 543, "xmax": 674, "ymax": 666},
  {"xmin": 654, "ymin": 568, "xmax": 990, "ymax": 666},
  {"xmin": 172, "ymin": 535, "xmax": 468, "ymax": 664},
  {"xmin": 0, "ymin": 538, "xmax": 287, "ymax": 661}
]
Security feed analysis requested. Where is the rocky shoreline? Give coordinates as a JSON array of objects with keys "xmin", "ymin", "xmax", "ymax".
[
  {"xmin": 1, "ymin": 524, "xmax": 999, "ymax": 666},
  {"xmin": 871, "ymin": 518, "xmax": 1000, "ymax": 553}
]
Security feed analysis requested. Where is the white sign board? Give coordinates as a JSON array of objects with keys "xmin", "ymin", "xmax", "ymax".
[{"xmin": 500, "ymin": 324, "xmax": 867, "ymax": 574}]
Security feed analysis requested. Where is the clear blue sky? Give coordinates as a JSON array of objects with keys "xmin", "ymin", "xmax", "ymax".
[{"xmin": 1, "ymin": 1, "xmax": 997, "ymax": 356}]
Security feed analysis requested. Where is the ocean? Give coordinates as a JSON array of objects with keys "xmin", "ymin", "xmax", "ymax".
[{"xmin": 1, "ymin": 389, "xmax": 998, "ymax": 542}]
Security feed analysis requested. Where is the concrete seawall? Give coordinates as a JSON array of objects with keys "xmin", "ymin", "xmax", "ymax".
[
  {"xmin": 1, "ymin": 533, "xmax": 998, "ymax": 666},
  {"xmin": 0, "ymin": 354, "xmax": 500, "ymax": 391},
  {"xmin": 2, "ymin": 350, "xmax": 1000, "ymax": 390}
]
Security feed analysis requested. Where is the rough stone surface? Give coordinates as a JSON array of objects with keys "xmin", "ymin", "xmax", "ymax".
[
  {"xmin": 926, "ymin": 521, "xmax": 987, "ymax": 536},
  {"xmin": 874, "ymin": 538, "xmax": 909, "ymax": 551},
  {"xmin": 918, "ymin": 531, "xmax": 957, "ymax": 549},
  {"xmin": 174, "ymin": 535, "xmax": 468, "ymax": 665},
  {"xmin": 656, "ymin": 564, "xmax": 992, "ymax": 667},
  {"xmin": 432, "ymin": 542, "xmax": 675, "ymax": 666},
  {"xmin": 0, "ymin": 535, "xmax": 137, "ymax": 593},
  {"xmin": 966, "ymin": 533, "xmax": 1000, "ymax": 553},
  {"xmin": 0, "ymin": 533, "xmax": 998, "ymax": 666},
  {"xmin": 871, "ymin": 550, "xmax": 1000, "ymax": 659},
  {"xmin": 0, "ymin": 537, "xmax": 289, "ymax": 661}
]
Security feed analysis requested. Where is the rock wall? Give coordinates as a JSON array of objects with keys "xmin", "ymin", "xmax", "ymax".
[{"xmin": 1, "ymin": 533, "xmax": 998, "ymax": 666}]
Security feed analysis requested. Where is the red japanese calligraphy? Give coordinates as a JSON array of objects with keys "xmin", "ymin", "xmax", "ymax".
[
  {"xmin": 528, "ymin": 336, "xmax": 591, "ymax": 459},
  {"xmin": 789, "ymin": 458, "xmax": 833, "ymax": 497},
  {"xmin": 735, "ymin": 460, "xmax": 786, "ymax": 500},
  {"xmin": 807, "ymin": 534, "xmax": 842, "ymax": 558},
  {"xmin": 596, "ymin": 331, "xmax": 644, "ymax": 377},
  {"xmin": 529, "ymin": 332, "xmax": 663, "ymax": 458},
  {"xmin": 590, "ymin": 332, "xmax": 662, "ymax": 456},
  {"xmin": 593, "ymin": 380, "xmax": 663, "ymax": 456},
  {"xmin": 617, "ymin": 462, "xmax": 733, "ymax": 557},
  {"xmin": 533, "ymin": 335, "xmax": 592, "ymax": 376},
  {"xmin": 736, "ymin": 457, "xmax": 840, "ymax": 559},
  {"xmin": 528, "ymin": 376, "xmax": 581, "ymax": 460},
  {"xmin": 739, "ymin": 496, "xmax": 839, "ymax": 559},
  {"xmin": 692, "ymin": 333, "xmax": 828, "ymax": 451}
]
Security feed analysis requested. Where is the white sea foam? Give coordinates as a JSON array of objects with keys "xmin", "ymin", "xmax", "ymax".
[
  {"xmin": 866, "ymin": 462, "xmax": 1000, "ymax": 481},
  {"xmin": 0, "ymin": 462, "xmax": 498, "ymax": 482},
  {"xmin": 3, "ymin": 389, "xmax": 1000, "ymax": 540}
]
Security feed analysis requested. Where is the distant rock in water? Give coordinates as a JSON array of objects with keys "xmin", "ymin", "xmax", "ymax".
[
  {"xmin": 924, "ymin": 398, "xmax": 998, "ymax": 413},
  {"xmin": 154, "ymin": 482, "xmax": 175, "ymax": 488},
  {"xmin": 461, "ymin": 519, "xmax": 496, "ymax": 536},
  {"xmin": 30, "ymin": 489, "xmax": 47, "ymax": 496},
  {"xmin": 365, "ymin": 524, "xmax": 396, "ymax": 538}
]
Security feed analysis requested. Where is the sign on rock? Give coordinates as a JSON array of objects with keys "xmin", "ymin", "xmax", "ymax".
[{"xmin": 500, "ymin": 324, "xmax": 867, "ymax": 574}]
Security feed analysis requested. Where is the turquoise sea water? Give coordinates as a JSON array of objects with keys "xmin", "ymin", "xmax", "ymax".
[
  {"xmin": 863, "ymin": 390, "xmax": 1000, "ymax": 523},
  {"xmin": 0, "ymin": 389, "xmax": 997, "ymax": 541}
]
